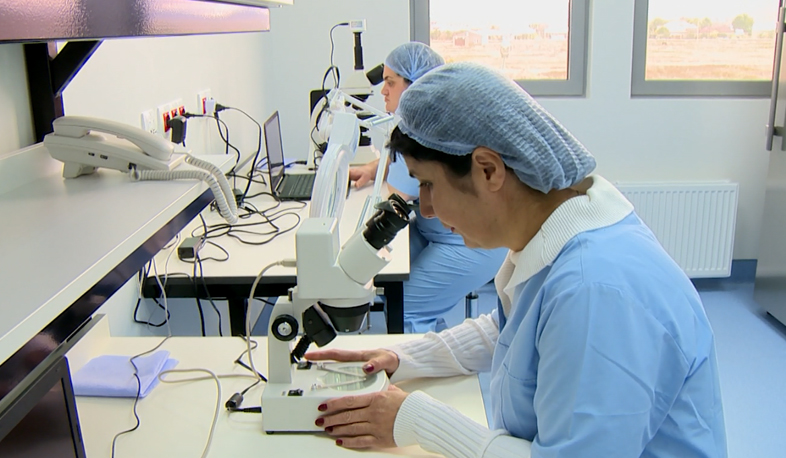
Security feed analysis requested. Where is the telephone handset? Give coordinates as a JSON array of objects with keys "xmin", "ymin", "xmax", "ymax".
[
  {"xmin": 44, "ymin": 115, "xmax": 183, "ymax": 178},
  {"xmin": 43, "ymin": 115, "xmax": 239, "ymax": 224}
]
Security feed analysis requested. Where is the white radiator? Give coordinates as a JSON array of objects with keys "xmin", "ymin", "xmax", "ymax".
[{"xmin": 615, "ymin": 182, "xmax": 739, "ymax": 278}]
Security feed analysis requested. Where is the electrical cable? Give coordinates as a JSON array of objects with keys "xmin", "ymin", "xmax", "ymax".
[
  {"xmin": 111, "ymin": 266, "xmax": 172, "ymax": 458},
  {"xmin": 192, "ymin": 258, "xmax": 207, "ymax": 337},
  {"xmin": 156, "ymin": 369, "xmax": 260, "ymax": 456},
  {"xmin": 182, "ymin": 113, "xmax": 242, "ymax": 173},
  {"xmin": 196, "ymin": 254, "xmax": 224, "ymax": 336},
  {"xmin": 216, "ymin": 106, "xmax": 263, "ymax": 204},
  {"xmin": 109, "ymin": 336, "xmax": 171, "ymax": 458},
  {"xmin": 246, "ymin": 259, "xmax": 297, "ymax": 382},
  {"xmin": 132, "ymin": 154, "xmax": 238, "ymax": 225},
  {"xmin": 329, "ymin": 22, "xmax": 348, "ymax": 87},
  {"xmin": 191, "ymin": 202, "xmax": 303, "ymax": 246}
]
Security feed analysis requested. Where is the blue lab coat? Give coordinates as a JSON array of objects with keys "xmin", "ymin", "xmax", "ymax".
[{"xmin": 490, "ymin": 212, "xmax": 727, "ymax": 457}]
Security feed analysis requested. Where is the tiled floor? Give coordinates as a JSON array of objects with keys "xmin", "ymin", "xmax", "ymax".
[{"xmin": 253, "ymin": 280, "xmax": 786, "ymax": 457}]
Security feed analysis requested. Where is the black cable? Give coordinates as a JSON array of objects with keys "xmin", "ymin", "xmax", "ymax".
[
  {"xmin": 218, "ymin": 106, "xmax": 263, "ymax": 204},
  {"xmin": 190, "ymin": 203, "xmax": 303, "ymax": 246},
  {"xmin": 183, "ymin": 113, "xmax": 241, "ymax": 172},
  {"xmin": 329, "ymin": 22, "xmax": 348, "ymax": 87},
  {"xmin": 133, "ymin": 298, "xmax": 171, "ymax": 328},
  {"xmin": 133, "ymin": 265, "xmax": 172, "ymax": 328},
  {"xmin": 196, "ymin": 254, "xmax": 224, "ymax": 336},
  {"xmin": 308, "ymin": 22, "xmax": 349, "ymax": 167},
  {"xmin": 192, "ymin": 260, "xmax": 207, "ymax": 337}
]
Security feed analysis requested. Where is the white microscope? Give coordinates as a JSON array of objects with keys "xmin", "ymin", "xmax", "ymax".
[{"xmin": 261, "ymin": 193, "xmax": 410, "ymax": 433}]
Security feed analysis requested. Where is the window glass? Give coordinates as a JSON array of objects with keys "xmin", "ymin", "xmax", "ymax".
[
  {"xmin": 646, "ymin": 0, "xmax": 779, "ymax": 81},
  {"xmin": 428, "ymin": 0, "xmax": 571, "ymax": 81}
]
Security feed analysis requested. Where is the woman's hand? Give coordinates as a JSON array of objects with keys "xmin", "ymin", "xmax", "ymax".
[
  {"xmin": 316, "ymin": 385, "xmax": 409, "ymax": 449},
  {"xmin": 304, "ymin": 348, "xmax": 400, "ymax": 377},
  {"xmin": 349, "ymin": 163, "xmax": 376, "ymax": 189}
]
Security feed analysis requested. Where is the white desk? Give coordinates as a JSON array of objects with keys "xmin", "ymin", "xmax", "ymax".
[
  {"xmin": 143, "ymin": 178, "xmax": 411, "ymax": 333},
  {"xmin": 68, "ymin": 318, "xmax": 486, "ymax": 457},
  {"xmin": 0, "ymin": 144, "xmax": 234, "ymax": 367}
]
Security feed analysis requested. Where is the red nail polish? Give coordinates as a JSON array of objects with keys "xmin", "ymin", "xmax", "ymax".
[
  {"xmin": 363, "ymin": 364, "xmax": 374, "ymax": 373},
  {"xmin": 318, "ymin": 403, "xmax": 327, "ymax": 411},
  {"xmin": 325, "ymin": 426, "xmax": 333, "ymax": 433},
  {"xmin": 336, "ymin": 439, "xmax": 343, "ymax": 446},
  {"xmin": 315, "ymin": 418, "xmax": 324, "ymax": 426}
]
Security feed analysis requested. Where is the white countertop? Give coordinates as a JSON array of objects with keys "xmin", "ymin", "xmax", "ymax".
[
  {"xmin": 0, "ymin": 144, "xmax": 234, "ymax": 365},
  {"xmin": 149, "ymin": 179, "xmax": 410, "ymax": 281},
  {"xmin": 68, "ymin": 318, "xmax": 486, "ymax": 458}
]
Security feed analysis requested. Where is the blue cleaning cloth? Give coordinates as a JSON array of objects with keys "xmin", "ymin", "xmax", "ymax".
[
  {"xmin": 72, "ymin": 350, "xmax": 178, "ymax": 398},
  {"xmin": 396, "ymin": 62, "xmax": 596, "ymax": 193}
]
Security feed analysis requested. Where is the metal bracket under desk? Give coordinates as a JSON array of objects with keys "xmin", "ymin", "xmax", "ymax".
[{"xmin": 142, "ymin": 275, "xmax": 407, "ymax": 335}]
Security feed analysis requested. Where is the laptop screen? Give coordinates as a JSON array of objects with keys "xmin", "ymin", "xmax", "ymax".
[{"xmin": 263, "ymin": 111, "xmax": 286, "ymax": 191}]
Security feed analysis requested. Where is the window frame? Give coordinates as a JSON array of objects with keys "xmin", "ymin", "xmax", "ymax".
[
  {"xmin": 631, "ymin": 0, "xmax": 773, "ymax": 98},
  {"xmin": 409, "ymin": 0, "xmax": 590, "ymax": 97}
]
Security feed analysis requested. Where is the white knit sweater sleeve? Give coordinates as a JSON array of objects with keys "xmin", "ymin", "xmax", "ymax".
[
  {"xmin": 394, "ymin": 391, "xmax": 532, "ymax": 458},
  {"xmin": 384, "ymin": 312, "xmax": 499, "ymax": 382}
]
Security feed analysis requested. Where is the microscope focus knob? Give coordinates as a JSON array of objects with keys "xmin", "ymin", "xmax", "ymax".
[{"xmin": 272, "ymin": 315, "xmax": 299, "ymax": 341}]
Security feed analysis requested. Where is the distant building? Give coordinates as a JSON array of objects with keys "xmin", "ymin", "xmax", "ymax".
[
  {"xmin": 453, "ymin": 30, "xmax": 483, "ymax": 47},
  {"xmin": 663, "ymin": 20, "xmax": 698, "ymax": 38}
]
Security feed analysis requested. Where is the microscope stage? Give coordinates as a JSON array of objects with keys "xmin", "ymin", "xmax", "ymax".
[{"xmin": 261, "ymin": 362, "xmax": 389, "ymax": 433}]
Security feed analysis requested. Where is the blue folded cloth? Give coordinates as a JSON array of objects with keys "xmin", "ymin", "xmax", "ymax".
[{"xmin": 72, "ymin": 350, "xmax": 178, "ymax": 398}]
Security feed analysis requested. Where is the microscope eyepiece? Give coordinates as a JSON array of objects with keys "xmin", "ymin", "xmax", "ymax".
[{"xmin": 363, "ymin": 194, "xmax": 410, "ymax": 250}]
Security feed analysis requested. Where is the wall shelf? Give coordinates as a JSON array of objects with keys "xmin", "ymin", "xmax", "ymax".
[
  {"xmin": 0, "ymin": 0, "xmax": 272, "ymax": 43},
  {"xmin": 0, "ymin": 0, "xmax": 282, "ymax": 141}
]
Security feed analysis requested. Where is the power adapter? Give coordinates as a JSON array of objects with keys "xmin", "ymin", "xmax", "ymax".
[
  {"xmin": 178, "ymin": 236, "xmax": 205, "ymax": 261},
  {"xmin": 167, "ymin": 115, "xmax": 187, "ymax": 144},
  {"xmin": 233, "ymin": 188, "xmax": 244, "ymax": 206}
]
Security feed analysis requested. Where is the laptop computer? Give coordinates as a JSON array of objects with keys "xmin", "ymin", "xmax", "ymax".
[{"xmin": 263, "ymin": 111, "xmax": 316, "ymax": 201}]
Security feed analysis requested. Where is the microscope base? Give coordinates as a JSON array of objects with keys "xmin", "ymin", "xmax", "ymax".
[{"xmin": 261, "ymin": 362, "xmax": 389, "ymax": 433}]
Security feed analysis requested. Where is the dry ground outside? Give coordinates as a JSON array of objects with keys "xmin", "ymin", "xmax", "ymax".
[{"xmin": 431, "ymin": 37, "xmax": 775, "ymax": 81}]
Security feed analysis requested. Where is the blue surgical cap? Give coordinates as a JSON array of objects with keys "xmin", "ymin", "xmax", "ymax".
[
  {"xmin": 384, "ymin": 42, "xmax": 445, "ymax": 83},
  {"xmin": 397, "ymin": 62, "xmax": 596, "ymax": 193}
]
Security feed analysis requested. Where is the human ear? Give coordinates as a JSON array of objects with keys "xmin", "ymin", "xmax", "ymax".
[{"xmin": 471, "ymin": 147, "xmax": 506, "ymax": 192}]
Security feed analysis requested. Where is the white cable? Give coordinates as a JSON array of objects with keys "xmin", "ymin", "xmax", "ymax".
[
  {"xmin": 246, "ymin": 259, "xmax": 297, "ymax": 382},
  {"xmin": 130, "ymin": 154, "xmax": 238, "ymax": 225},
  {"xmin": 184, "ymin": 155, "xmax": 239, "ymax": 219},
  {"xmin": 156, "ymin": 369, "xmax": 258, "ymax": 458}
]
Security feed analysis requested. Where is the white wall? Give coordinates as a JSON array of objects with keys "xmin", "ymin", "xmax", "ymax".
[
  {"xmin": 536, "ymin": 0, "xmax": 770, "ymax": 260},
  {"xmin": 0, "ymin": 0, "xmax": 773, "ymax": 263},
  {"xmin": 61, "ymin": 33, "xmax": 270, "ymax": 165},
  {"xmin": 260, "ymin": 0, "xmax": 409, "ymax": 161},
  {"xmin": 0, "ymin": 44, "xmax": 33, "ymax": 154}
]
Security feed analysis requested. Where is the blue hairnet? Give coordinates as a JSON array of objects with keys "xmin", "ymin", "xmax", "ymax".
[
  {"xmin": 384, "ymin": 42, "xmax": 445, "ymax": 83},
  {"xmin": 397, "ymin": 62, "xmax": 596, "ymax": 193}
]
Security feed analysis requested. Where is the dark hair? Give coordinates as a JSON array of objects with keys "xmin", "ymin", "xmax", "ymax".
[{"xmin": 387, "ymin": 126, "xmax": 473, "ymax": 178}]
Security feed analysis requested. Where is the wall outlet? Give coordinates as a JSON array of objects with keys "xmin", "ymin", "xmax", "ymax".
[
  {"xmin": 140, "ymin": 109, "xmax": 156, "ymax": 135},
  {"xmin": 155, "ymin": 98, "xmax": 184, "ymax": 139},
  {"xmin": 197, "ymin": 89, "xmax": 212, "ymax": 115},
  {"xmin": 156, "ymin": 102, "xmax": 172, "ymax": 139}
]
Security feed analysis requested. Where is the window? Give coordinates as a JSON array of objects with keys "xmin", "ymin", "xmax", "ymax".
[
  {"xmin": 632, "ymin": 0, "xmax": 779, "ymax": 97},
  {"xmin": 410, "ymin": 0, "xmax": 589, "ymax": 96}
]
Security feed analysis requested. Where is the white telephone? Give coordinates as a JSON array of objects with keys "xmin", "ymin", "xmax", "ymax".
[
  {"xmin": 43, "ymin": 115, "xmax": 239, "ymax": 224},
  {"xmin": 43, "ymin": 116, "xmax": 185, "ymax": 179}
]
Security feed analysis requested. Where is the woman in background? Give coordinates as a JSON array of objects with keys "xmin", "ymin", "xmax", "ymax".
[{"xmin": 350, "ymin": 43, "xmax": 507, "ymax": 333}]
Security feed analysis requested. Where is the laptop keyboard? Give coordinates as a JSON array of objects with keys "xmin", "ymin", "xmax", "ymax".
[{"xmin": 283, "ymin": 174, "xmax": 315, "ymax": 197}]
